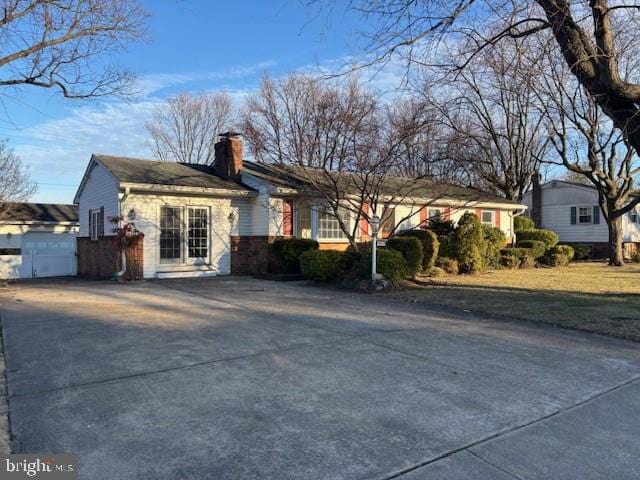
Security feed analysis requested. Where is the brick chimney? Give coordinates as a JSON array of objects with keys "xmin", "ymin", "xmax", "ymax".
[
  {"xmin": 532, "ymin": 172, "xmax": 542, "ymax": 227},
  {"xmin": 214, "ymin": 132, "xmax": 243, "ymax": 180}
]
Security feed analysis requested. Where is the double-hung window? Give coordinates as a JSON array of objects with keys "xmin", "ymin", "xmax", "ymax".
[
  {"xmin": 318, "ymin": 207, "xmax": 350, "ymax": 240},
  {"xmin": 578, "ymin": 206, "xmax": 593, "ymax": 224},
  {"xmin": 481, "ymin": 210, "xmax": 494, "ymax": 226}
]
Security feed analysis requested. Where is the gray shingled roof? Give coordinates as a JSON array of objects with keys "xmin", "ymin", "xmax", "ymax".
[
  {"xmin": 94, "ymin": 154, "xmax": 254, "ymax": 192},
  {"xmin": 0, "ymin": 203, "xmax": 78, "ymax": 223},
  {"xmin": 243, "ymin": 161, "xmax": 521, "ymax": 205}
]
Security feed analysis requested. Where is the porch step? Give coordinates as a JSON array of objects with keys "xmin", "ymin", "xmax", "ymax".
[{"xmin": 156, "ymin": 270, "xmax": 218, "ymax": 279}]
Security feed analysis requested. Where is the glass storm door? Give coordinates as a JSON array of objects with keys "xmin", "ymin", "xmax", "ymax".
[{"xmin": 188, "ymin": 207, "xmax": 209, "ymax": 263}]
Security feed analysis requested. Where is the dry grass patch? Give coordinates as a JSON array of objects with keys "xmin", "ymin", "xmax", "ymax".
[{"xmin": 394, "ymin": 262, "xmax": 640, "ymax": 342}]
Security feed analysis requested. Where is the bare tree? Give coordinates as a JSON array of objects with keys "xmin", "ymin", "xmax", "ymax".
[
  {"xmin": 433, "ymin": 35, "xmax": 550, "ymax": 201},
  {"xmin": 0, "ymin": 0, "xmax": 148, "ymax": 99},
  {"xmin": 146, "ymin": 92, "xmax": 233, "ymax": 164},
  {"xmin": 537, "ymin": 49, "xmax": 640, "ymax": 266},
  {"xmin": 243, "ymin": 73, "xmax": 463, "ymax": 251},
  {"xmin": 316, "ymin": 0, "xmax": 640, "ymax": 156},
  {"xmin": 0, "ymin": 140, "xmax": 36, "ymax": 217}
]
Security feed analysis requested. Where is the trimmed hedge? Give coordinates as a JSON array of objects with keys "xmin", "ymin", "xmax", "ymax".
[
  {"xmin": 299, "ymin": 249, "xmax": 342, "ymax": 282},
  {"xmin": 548, "ymin": 244, "xmax": 575, "ymax": 261},
  {"xmin": 516, "ymin": 229, "xmax": 559, "ymax": 249},
  {"xmin": 398, "ymin": 229, "xmax": 439, "ymax": 270},
  {"xmin": 540, "ymin": 252, "xmax": 571, "ymax": 267},
  {"xmin": 270, "ymin": 238, "xmax": 319, "ymax": 274},
  {"xmin": 500, "ymin": 247, "xmax": 535, "ymax": 269},
  {"xmin": 514, "ymin": 216, "xmax": 535, "ymax": 232},
  {"xmin": 517, "ymin": 240, "xmax": 546, "ymax": 259},
  {"xmin": 386, "ymin": 236, "xmax": 423, "ymax": 277},
  {"xmin": 435, "ymin": 257, "xmax": 459, "ymax": 274},
  {"xmin": 359, "ymin": 248, "xmax": 409, "ymax": 285}
]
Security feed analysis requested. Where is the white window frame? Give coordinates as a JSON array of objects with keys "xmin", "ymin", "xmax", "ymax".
[
  {"xmin": 630, "ymin": 209, "xmax": 638, "ymax": 224},
  {"xmin": 90, "ymin": 209, "xmax": 101, "ymax": 241},
  {"xmin": 159, "ymin": 205, "xmax": 211, "ymax": 266},
  {"xmin": 480, "ymin": 210, "xmax": 495, "ymax": 226},
  {"xmin": 186, "ymin": 206, "xmax": 210, "ymax": 264},
  {"xmin": 315, "ymin": 206, "xmax": 353, "ymax": 242},
  {"xmin": 577, "ymin": 206, "xmax": 593, "ymax": 225}
]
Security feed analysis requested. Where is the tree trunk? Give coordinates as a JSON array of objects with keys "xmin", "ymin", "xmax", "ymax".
[{"xmin": 607, "ymin": 215, "xmax": 625, "ymax": 266}]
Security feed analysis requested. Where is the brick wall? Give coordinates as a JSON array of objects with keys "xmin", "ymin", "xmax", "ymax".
[
  {"xmin": 77, "ymin": 235, "xmax": 144, "ymax": 279},
  {"xmin": 230, "ymin": 236, "xmax": 273, "ymax": 275},
  {"xmin": 77, "ymin": 236, "xmax": 117, "ymax": 278}
]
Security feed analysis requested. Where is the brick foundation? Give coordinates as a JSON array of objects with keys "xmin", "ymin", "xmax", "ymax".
[
  {"xmin": 77, "ymin": 235, "xmax": 144, "ymax": 279},
  {"xmin": 230, "ymin": 236, "xmax": 273, "ymax": 275}
]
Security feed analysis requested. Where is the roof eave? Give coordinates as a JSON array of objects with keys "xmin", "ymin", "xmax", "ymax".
[{"xmin": 119, "ymin": 182, "xmax": 258, "ymax": 197}]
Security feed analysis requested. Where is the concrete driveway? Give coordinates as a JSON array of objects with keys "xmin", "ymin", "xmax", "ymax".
[{"xmin": 0, "ymin": 277, "xmax": 639, "ymax": 479}]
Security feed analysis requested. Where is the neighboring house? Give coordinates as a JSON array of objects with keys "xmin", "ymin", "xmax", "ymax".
[
  {"xmin": 522, "ymin": 177, "xmax": 640, "ymax": 257},
  {"xmin": 0, "ymin": 203, "xmax": 78, "ymax": 279},
  {"xmin": 74, "ymin": 133, "xmax": 526, "ymax": 279}
]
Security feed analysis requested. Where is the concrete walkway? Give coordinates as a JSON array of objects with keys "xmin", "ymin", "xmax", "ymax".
[{"xmin": 0, "ymin": 277, "xmax": 638, "ymax": 479}]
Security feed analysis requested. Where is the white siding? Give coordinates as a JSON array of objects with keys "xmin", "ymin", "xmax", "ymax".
[
  {"xmin": 77, "ymin": 161, "xmax": 120, "ymax": 237},
  {"xmin": 522, "ymin": 183, "xmax": 609, "ymax": 243},
  {"xmin": 240, "ymin": 173, "xmax": 274, "ymax": 236},
  {"xmin": 122, "ymin": 193, "xmax": 252, "ymax": 278}
]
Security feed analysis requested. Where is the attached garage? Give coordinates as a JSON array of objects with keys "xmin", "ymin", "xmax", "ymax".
[{"xmin": 0, "ymin": 203, "xmax": 79, "ymax": 279}]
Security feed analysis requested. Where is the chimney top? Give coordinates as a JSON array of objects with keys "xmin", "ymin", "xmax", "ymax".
[{"xmin": 219, "ymin": 131, "xmax": 242, "ymax": 139}]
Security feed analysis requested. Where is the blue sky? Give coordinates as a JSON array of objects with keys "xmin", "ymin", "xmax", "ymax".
[{"xmin": 3, "ymin": 1, "xmax": 400, "ymax": 204}]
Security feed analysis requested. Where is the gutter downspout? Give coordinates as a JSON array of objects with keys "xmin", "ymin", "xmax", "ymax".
[
  {"xmin": 510, "ymin": 207, "xmax": 527, "ymax": 245},
  {"xmin": 114, "ymin": 187, "xmax": 130, "ymax": 279}
]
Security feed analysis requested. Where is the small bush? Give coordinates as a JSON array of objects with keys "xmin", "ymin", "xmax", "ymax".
[
  {"xmin": 630, "ymin": 251, "xmax": 640, "ymax": 263},
  {"xmin": 516, "ymin": 229, "xmax": 559, "ymax": 249},
  {"xmin": 483, "ymin": 226, "xmax": 507, "ymax": 268},
  {"xmin": 519, "ymin": 254, "xmax": 536, "ymax": 269},
  {"xmin": 451, "ymin": 213, "xmax": 487, "ymax": 273},
  {"xmin": 427, "ymin": 266, "xmax": 445, "ymax": 277},
  {"xmin": 387, "ymin": 236, "xmax": 423, "ymax": 277},
  {"xmin": 359, "ymin": 248, "xmax": 409, "ymax": 285},
  {"xmin": 548, "ymin": 244, "xmax": 575, "ymax": 261},
  {"xmin": 540, "ymin": 252, "xmax": 571, "ymax": 267},
  {"xmin": 270, "ymin": 238, "xmax": 319, "ymax": 274},
  {"xmin": 500, "ymin": 252, "xmax": 520, "ymax": 269},
  {"xmin": 500, "ymin": 247, "xmax": 535, "ymax": 269},
  {"xmin": 398, "ymin": 229, "xmax": 439, "ymax": 270},
  {"xmin": 299, "ymin": 249, "xmax": 342, "ymax": 282},
  {"xmin": 514, "ymin": 216, "xmax": 535, "ymax": 232},
  {"xmin": 435, "ymin": 257, "xmax": 459, "ymax": 275},
  {"xmin": 570, "ymin": 244, "xmax": 591, "ymax": 260},
  {"xmin": 517, "ymin": 240, "xmax": 546, "ymax": 259}
]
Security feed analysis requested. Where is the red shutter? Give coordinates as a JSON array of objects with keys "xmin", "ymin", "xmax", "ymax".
[
  {"xmin": 419, "ymin": 207, "xmax": 427, "ymax": 228},
  {"xmin": 360, "ymin": 203, "xmax": 369, "ymax": 237},
  {"xmin": 495, "ymin": 209, "xmax": 501, "ymax": 228},
  {"xmin": 475, "ymin": 207, "xmax": 482, "ymax": 219},
  {"xmin": 283, "ymin": 200, "xmax": 293, "ymax": 237},
  {"xmin": 444, "ymin": 207, "xmax": 451, "ymax": 221}
]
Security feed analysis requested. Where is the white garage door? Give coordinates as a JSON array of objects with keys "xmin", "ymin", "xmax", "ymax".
[{"xmin": 21, "ymin": 232, "xmax": 77, "ymax": 278}]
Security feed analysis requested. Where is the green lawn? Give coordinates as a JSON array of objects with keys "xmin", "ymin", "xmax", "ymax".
[{"xmin": 392, "ymin": 262, "xmax": 640, "ymax": 342}]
